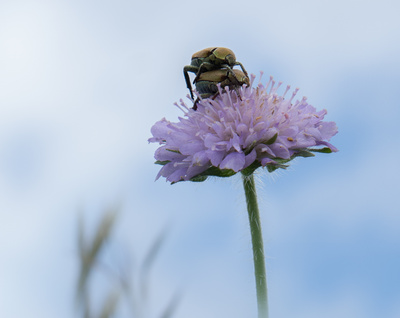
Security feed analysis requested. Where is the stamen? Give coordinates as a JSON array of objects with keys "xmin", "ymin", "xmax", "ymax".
[
  {"xmin": 265, "ymin": 76, "xmax": 273, "ymax": 91},
  {"xmin": 175, "ymin": 101, "xmax": 188, "ymax": 113},
  {"xmin": 269, "ymin": 80, "xmax": 276, "ymax": 94},
  {"xmin": 225, "ymin": 88, "xmax": 233, "ymax": 107},
  {"xmin": 250, "ymin": 74, "xmax": 257, "ymax": 88},
  {"xmin": 282, "ymin": 85, "xmax": 291, "ymax": 98},
  {"xmin": 289, "ymin": 88, "xmax": 299, "ymax": 103},
  {"xmin": 259, "ymin": 71, "xmax": 264, "ymax": 83}
]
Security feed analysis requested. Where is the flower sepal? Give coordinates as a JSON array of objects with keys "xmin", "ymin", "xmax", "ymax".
[
  {"xmin": 263, "ymin": 148, "xmax": 315, "ymax": 172},
  {"xmin": 308, "ymin": 147, "xmax": 334, "ymax": 154},
  {"xmin": 189, "ymin": 166, "xmax": 237, "ymax": 182},
  {"xmin": 241, "ymin": 161, "xmax": 262, "ymax": 177},
  {"xmin": 155, "ymin": 160, "xmax": 170, "ymax": 166}
]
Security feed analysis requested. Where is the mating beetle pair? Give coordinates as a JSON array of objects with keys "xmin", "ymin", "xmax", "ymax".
[{"xmin": 183, "ymin": 47, "xmax": 249, "ymax": 109}]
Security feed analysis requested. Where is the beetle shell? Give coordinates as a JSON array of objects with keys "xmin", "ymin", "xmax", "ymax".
[
  {"xmin": 192, "ymin": 46, "xmax": 235, "ymax": 57},
  {"xmin": 197, "ymin": 69, "xmax": 249, "ymax": 85},
  {"xmin": 191, "ymin": 47, "xmax": 236, "ymax": 67},
  {"xmin": 191, "ymin": 47, "xmax": 216, "ymax": 58},
  {"xmin": 211, "ymin": 47, "xmax": 236, "ymax": 66},
  {"xmin": 195, "ymin": 69, "xmax": 249, "ymax": 95}
]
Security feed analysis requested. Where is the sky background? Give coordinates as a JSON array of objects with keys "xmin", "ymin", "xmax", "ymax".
[{"xmin": 1, "ymin": 0, "xmax": 399, "ymax": 317}]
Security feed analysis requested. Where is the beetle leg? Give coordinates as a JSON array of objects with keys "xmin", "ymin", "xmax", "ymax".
[
  {"xmin": 234, "ymin": 86, "xmax": 243, "ymax": 101},
  {"xmin": 219, "ymin": 64, "xmax": 242, "ymax": 85},
  {"xmin": 193, "ymin": 62, "xmax": 215, "ymax": 82},
  {"xmin": 235, "ymin": 62, "xmax": 249, "ymax": 77},
  {"xmin": 192, "ymin": 91, "xmax": 217, "ymax": 111},
  {"xmin": 192, "ymin": 98, "xmax": 200, "ymax": 110},
  {"xmin": 183, "ymin": 65, "xmax": 199, "ymax": 99},
  {"xmin": 210, "ymin": 92, "xmax": 220, "ymax": 100}
]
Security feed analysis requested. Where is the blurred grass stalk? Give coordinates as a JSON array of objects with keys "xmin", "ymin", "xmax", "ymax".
[
  {"xmin": 76, "ymin": 208, "xmax": 179, "ymax": 318},
  {"xmin": 77, "ymin": 209, "xmax": 120, "ymax": 318}
]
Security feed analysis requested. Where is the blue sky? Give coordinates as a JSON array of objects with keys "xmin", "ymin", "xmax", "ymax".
[{"xmin": 0, "ymin": 0, "xmax": 399, "ymax": 317}]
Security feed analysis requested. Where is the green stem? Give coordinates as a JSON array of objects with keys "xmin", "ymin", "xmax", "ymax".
[{"xmin": 242, "ymin": 173, "xmax": 269, "ymax": 318}]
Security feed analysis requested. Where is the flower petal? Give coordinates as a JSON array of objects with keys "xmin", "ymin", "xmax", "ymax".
[
  {"xmin": 219, "ymin": 152, "xmax": 246, "ymax": 172},
  {"xmin": 149, "ymin": 75, "xmax": 338, "ymax": 182}
]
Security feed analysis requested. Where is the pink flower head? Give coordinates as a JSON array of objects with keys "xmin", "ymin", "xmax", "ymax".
[{"xmin": 149, "ymin": 75, "xmax": 338, "ymax": 183}]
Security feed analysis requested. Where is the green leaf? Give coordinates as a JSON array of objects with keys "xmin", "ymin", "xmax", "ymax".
[
  {"xmin": 189, "ymin": 166, "xmax": 237, "ymax": 181},
  {"xmin": 166, "ymin": 149, "xmax": 181, "ymax": 154},
  {"xmin": 155, "ymin": 160, "xmax": 170, "ymax": 166},
  {"xmin": 293, "ymin": 150, "xmax": 315, "ymax": 158},
  {"xmin": 241, "ymin": 161, "xmax": 262, "ymax": 176},
  {"xmin": 308, "ymin": 147, "xmax": 333, "ymax": 153},
  {"xmin": 272, "ymin": 157, "xmax": 292, "ymax": 164},
  {"xmin": 203, "ymin": 167, "xmax": 237, "ymax": 178},
  {"xmin": 266, "ymin": 163, "xmax": 288, "ymax": 172},
  {"xmin": 266, "ymin": 133, "xmax": 278, "ymax": 145},
  {"xmin": 190, "ymin": 175, "xmax": 208, "ymax": 182}
]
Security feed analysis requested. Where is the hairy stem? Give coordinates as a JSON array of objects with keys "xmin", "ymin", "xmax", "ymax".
[{"xmin": 242, "ymin": 173, "xmax": 268, "ymax": 318}]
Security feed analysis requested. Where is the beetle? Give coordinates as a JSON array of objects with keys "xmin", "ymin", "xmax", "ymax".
[
  {"xmin": 192, "ymin": 68, "xmax": 250, "ymax": 110},
  {"xmin": 183, "ymin": 47, "xmax": 248, "ymax": 100}
]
